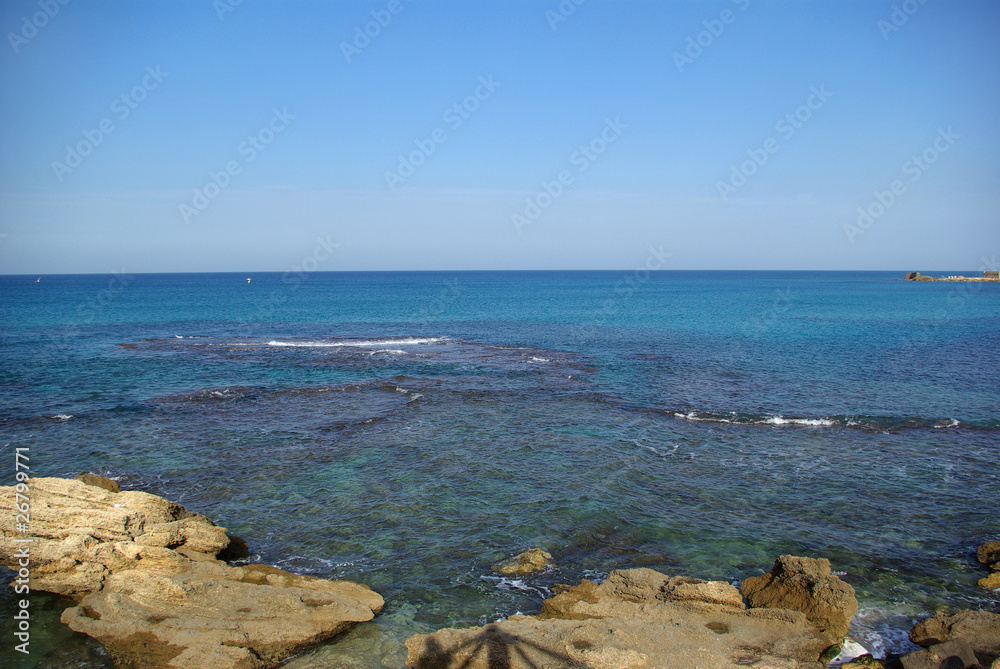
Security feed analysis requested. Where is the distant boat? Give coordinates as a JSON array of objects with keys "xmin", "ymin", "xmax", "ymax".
[
  {"xmin": 247, "ymin": 277, "xmax": 251, "ymax": 284},
  {"xmin": 35, "ymin": 277, "xmax": 40, "ymax": 283}
]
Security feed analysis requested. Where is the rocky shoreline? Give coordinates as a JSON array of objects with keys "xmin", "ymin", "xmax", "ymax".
[
  {"xmin": 904, "ymin": 272, "xmax": 1000, "ymax": 282},
  {"xmin": 0, "ymin": 476, "xmax": 383, "ymax": 668},
  {"xmin": 2, "ymin": 476, "xmax": 998, "ymax": 669}
]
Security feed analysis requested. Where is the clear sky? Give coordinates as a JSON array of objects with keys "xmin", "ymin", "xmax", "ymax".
[{"xmin": 1, "ymin": 0, "xmax": 998, "ymax": 273}]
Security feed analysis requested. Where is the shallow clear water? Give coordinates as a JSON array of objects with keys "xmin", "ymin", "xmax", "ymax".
[{"xmin": 1, "ymin": 271, "xmax": 998, "ymax": 666}]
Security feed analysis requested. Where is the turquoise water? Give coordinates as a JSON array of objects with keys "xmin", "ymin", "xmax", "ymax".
[{"xmin": 1, "ymin": 271, "xmax": 998, "ymax": 666}]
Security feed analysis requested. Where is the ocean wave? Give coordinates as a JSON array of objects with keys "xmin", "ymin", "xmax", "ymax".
[
  {"xmin": 669, "ymin": 410, "xmax": 995, "ymax": 431},
  {"xmin": 266, "ymin": 337, "xmax": 446, "ymax": 348},
  {"xmin": 480, "ymin": 575, "xmax": 550, "ymax": 599}
]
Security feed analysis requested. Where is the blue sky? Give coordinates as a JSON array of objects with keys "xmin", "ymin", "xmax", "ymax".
[{"xmin": 1, "ymin": 0, "xmax": 998, "ymax": 273}]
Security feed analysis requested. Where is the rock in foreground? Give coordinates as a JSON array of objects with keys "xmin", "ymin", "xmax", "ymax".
[
  {"xmin": 741, "ymin": 554, "xmax": 858, "ymax": 645},
  {"xmin": 890, "ymin": 640, "xmax": 981, "ymax": 669},
  {"xmin": 909, "ymin": 609, "xmax": 1000, "ymax": 667},
  {"xmin": 406, "ymin": 567, "xmax": 830, "ymax": 669},
  {"xmin": 0, "ymin": 476, "xmax": 383, "ymax": 669}
]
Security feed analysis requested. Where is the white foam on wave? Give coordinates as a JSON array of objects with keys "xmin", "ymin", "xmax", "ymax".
[
  {"xmin": 673, "ymin": 411, "xmax": 727, "ymax": 423},
  {"xmin": 51, "ymin": 414, "xmax": 73, "ymax": 421},
  {"xmin": 480, "ymin": 575, "xmax": 549, "ymax": 599},
  {"xmin": 760, "ymin": 416, "xmax": 836, "ymax": 427},
  {"xmin": 850, "ymin": 606, "xmax": 923, "ymax": 658},
  {"xmin": 267, "ymin": 337, "xmax": 445, "ymax": 348},
  {"xmin": 672, "ymin": 411, "xmax": 836, "ymax": 427},
  {"xmin": 933, "ymin": 418, "xmax": 960, "ymax": 428},
  {"xmin": 529, "ymin": 356, "xmax": 550, "ymax": 363}
]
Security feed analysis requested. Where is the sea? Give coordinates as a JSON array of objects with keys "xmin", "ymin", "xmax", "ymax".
[{"xmin": 1, "ymin": 270, "xmax": 998, "ymax": 668}]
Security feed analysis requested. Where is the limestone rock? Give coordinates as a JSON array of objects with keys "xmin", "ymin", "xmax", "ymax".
[
  {"xmin": 407, "ymin": 567, "xmax": 828, "ymax": 669},
  {"xmin": 540, "ymin": 568, "xmax": 745, "ymax": 619},
  {"xmin": 980, "ymin": 572, "xmax": 1000, "ymax": 591},
  {"xmin": 0, "ymin": 478, "xmax": 384, "ymax": 669},
  {"xmin": 910, "ymin": 610, "xmax": 1000, "ymax": 666},
  {"xmin": 842, "ymin": 655, "xmax": 886, "ymax": 668},
  {"xmin": 890, "ymin": 640, "xmax": 980, "ymax": 669},
  {"xmin": 62, "ymin": 563, "xmax": 384, "ymax": 669},
  {"xmin": 0, "ymin": 477, "xmax": 230, "ymax": 597},
  {"xmin": 76, "ymin": 472, "xmax": 122, "ymax": 493},
  {"xmin": 741, "ymin": 554, "xmax": 858, "ymax": 645},
  {"xmin": 979, "ymin": 541, "xmax": 1000, "ymax": 571},
  {"xmin": 660, "ymin": 574, "xmax": 746, "ymax": 609},
  {"xmin": 492, "ymin": 548, "xmax": 553, "ymax": 576}
]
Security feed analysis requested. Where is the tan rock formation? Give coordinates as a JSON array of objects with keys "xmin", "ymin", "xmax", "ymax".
[
  {"xmin": 981, "ymin": 572, "xmax": 1000, "ymax": 590},
  {"xmin": 978, "ymin": 541, "xmax": 1000, "ymax": 570},
  {"xmin": 909, "ymin": 610, "xmax": 1000, "ymax": 667},
  {"xmin": 0, "ymin": 477, "xmax": 383, "ymax": 669},
  {"xmin": 492, "ymin": 548, "xmax": 553, "ymax": 576},
  {"xmin": 406, "ymin": 567, "xmax": 829, "ymax": 669},
  {"xmin": 892, "ymin": 640, "xmax": 981, "ymax": 669},
  {"xmin": 62, "ymin": 563, "xmax": 384, "ymax": 669},
  {"xmin": 741, "ymin": 554, "xmax": 858, "ymax": 645}
]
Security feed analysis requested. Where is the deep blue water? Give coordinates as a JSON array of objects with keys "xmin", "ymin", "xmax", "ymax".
[{"xmin": 1, "ymin": 271, "xmax": 998, "ymax": 667}]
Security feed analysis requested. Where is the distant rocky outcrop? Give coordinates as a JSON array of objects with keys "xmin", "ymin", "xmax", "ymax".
[
  {"xmin": 740, "ymin": 554, "xmax": 858, "ymax": 646},
  {"xmin": 904, "ymin": 272, "xmax": 1000, "ymax": 282},
  {"xmin": 406, "ymin": 565, "xmax": 838, "ymax": 669},
  {"xmin": 0, "ymin": 476, "xmax": 383, "ymax": 669},
  {"xmin": 492, "ymin": 548, "xmax": 553, "ymax": 576}
]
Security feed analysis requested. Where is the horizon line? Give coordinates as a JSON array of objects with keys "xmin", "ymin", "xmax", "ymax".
[{"xmin": 0, "ymin": 268, "xmax": 974, "ymax": 277}]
